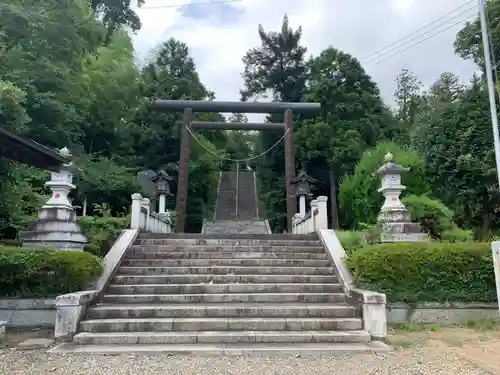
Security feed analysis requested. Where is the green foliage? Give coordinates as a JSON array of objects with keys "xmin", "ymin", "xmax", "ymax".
[
  {"xmin": 454, "ymin": 0, "xmax": 500, "ymax": 69},
  {"xmin": 0, "ymin": 247, "xmax": 102, "ymax": 297},
  {"xmin": 240, "ymin": 15, "xmax": 308, "ymax": 232},
  {"xmin": 414, "ymin": 78, "xmax": 500, "ymax": 239},
  {"xmin": 78, "ymin": 214, "xmax": 129, "ymax": 257},
  {"xmin": 348, "ymin": 242, "xmax": 495, "ymax": 303},
  {"xmin": 335, "ymin": 230, "xmax": 368, "ymax": 253},
  {"xmin": 402, "ymin": 195, "xmax": 455, "ymax": 239},
  {"xmin": 441, "ymin": 228, "xmax": 475, "ymax": 243},
  {"xmin": 339, "ymin": 141, "xmax": 430, "ymax": 229}
]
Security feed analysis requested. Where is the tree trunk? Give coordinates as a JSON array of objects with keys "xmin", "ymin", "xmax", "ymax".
[
  {"xmin": 480, "ymin": 213, "xmax": 491, "ymax": 241},
  {"xmin": 329, "ymin": 166, "xmax": 339, "ymax": 229}
]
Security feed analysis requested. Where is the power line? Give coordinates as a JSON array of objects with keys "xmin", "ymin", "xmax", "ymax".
[
  {"xmin": 363, "ymin": 0, "xmax": 476, "ymax": 62},
  {"xmin": 132, "ymin": 0, "xmax": 242, "ymax": 11},
  {"xmin": 368, "ymin": 15, "xmax": 476, "ymax": 65},
  {"xmin": 367, "ymin": 13, "xmax": 477, "ymax": 66}
]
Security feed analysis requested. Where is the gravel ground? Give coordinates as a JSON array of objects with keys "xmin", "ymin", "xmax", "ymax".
[{"xmin": 0, "ymin": 348, "xmax": 489, "ymax": 375}]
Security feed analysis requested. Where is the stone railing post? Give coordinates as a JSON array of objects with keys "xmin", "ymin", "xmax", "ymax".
[
  {"xmin": 316, "ymin": 196, "xmax": 328, "ymax": 230},
  {"xmin": 310, "ymin": 199, "xmax": 318, "ymax": 232},
  {"xmin": 130, "ymin": 193, "xmax": 142, "ymax": 229},
  {"xmin": 292, "ymin": 213, "xmax": 301, "ymax": 234},
  {"xmin": 141, "ymin": 198, "xmax": 150, "ymax": 231}
]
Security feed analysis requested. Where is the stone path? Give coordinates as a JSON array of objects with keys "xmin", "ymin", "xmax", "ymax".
[{"xmin": 0, "ymin": 327, "xmax": 498, "ymax": 375}]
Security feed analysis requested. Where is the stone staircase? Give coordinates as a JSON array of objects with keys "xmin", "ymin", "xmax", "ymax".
[
  {"xmin": 203, "ymin": 220, "xmax": 269, "ymax": 234},
  {"xmin": 237, "ymin": 171, "xmax": 258, "ymax": 220},
  {"xmin": 69, "ymin": 233, "xmax": 388, "ymax": 355},
  {"xmin": 214, "ymin": 171, "xmax": 237, "ymax": 220}
]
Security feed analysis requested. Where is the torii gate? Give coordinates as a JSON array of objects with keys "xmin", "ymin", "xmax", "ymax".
[{"xmin": 149, "ymin": 100, "xmax": 321, "ymax": 233}]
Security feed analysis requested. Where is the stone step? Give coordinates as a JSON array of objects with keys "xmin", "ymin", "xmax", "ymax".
[
  {"xmin": 51, "ymin": 341, "xmax": 390, "ymax": 356},
  {"xmin": 112, "ymin": 274, "xmax": 337, "ymax": 285},
  {"xmin": 135, "ymin": 239, "xmax": 320, "ymax": 246},
  {"xmin": 138, "ymin": 233, "xmax": 317, "ymax": 240},
  {"xmin": 117, "ymin": 266, "xmax": 334, "ymax": 276},
  {"xmin": 79, "ymin": 317, "xmax": 363, "ymax": 332},
  {"xmin": 73, "ymin": 330, "xmax": 370, "ymax": 345},
  {"xmin": 130, "ymin": 245, "xmax": 325, "ymax": 253},
  {"xmin": 106, "ymin": 283, "xmax": 343, "ymax": 295},
  {"xmin": 126, "ymin": 252, "xmax": 328, "ymax": 260},
  {"xmin": 87, "ymin": 304, "xmax": 356, "ymax": 319},
  {"xmin": 102, "ymin": 293, "xmax": 346, "ymax": 304},
  {"xmin": 121, "ymin": 258, "xmax": 331, "ymax": 267}
]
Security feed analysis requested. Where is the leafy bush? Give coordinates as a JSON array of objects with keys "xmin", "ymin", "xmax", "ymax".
[
  {"xmin": 441, "ymin": 228, "xmax": 474, "ymax": 243},
  {"xmin": 78, "ymin": 215, "xmax": 129, "ymax": 257},
  {"xmin": 336, "ymin": 231, "xmax": 367, "ymax": 253},
  {"xmin": 0, "ymin": 247, "xmax": 102, "ymax": 297},
  {"xmin": 347, "ymin": 242, "xmax": 495, "ymax": 303},
  {"xmin": 402, "ymin": 195, "xmax": 455, "ymax": 239},
  {"xmin": 339, "ymin": 141, "xmax": 430, "ymax": 229}
]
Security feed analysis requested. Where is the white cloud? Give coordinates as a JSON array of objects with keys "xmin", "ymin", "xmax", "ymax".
[{"xmin": 132, "ymin": 0, "xmax": 478, "ymax": 116}]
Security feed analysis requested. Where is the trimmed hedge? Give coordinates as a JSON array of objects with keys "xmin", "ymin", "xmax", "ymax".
[
  {"xmin": 347, "ymin": 242, "xmax": 496, "ymax": 303},
  {"xmin": 0, "ymin": 247, "xmax": 102, "ymax": 297}
]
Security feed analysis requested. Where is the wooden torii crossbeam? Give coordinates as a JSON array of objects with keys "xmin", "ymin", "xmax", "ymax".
[{"xmin": 150, "ymin": 100, "xmax": 321, "ymax": 233}]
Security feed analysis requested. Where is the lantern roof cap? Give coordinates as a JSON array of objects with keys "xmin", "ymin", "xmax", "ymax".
[
  {"xmin": 376, "ymin": 152, "xmax": 410, "ymax": 176},
  {"xmin": 291, "ymin": 167, "xmax": 317, "ymax": 185},
  {"xmin": 152, "ymin": 169, "xmax": 174, "ymax": 182}
]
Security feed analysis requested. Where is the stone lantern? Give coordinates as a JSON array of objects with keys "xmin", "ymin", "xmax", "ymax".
[
  {"xmin": 375, "ymin": 152, "xmax": 427, "ymax": 242},
  {"xmin": 291, "ymin": 167, "xmax": 317, "ymax": 217},
  {"xmin": 152, "ymin": 169, "xmax": 174, "ymax": 215},
  {"xmin": 20, "ymin": 147, "xmax": 87, "ymax": 250}
]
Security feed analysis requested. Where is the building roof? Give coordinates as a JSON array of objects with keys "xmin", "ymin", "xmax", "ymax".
[{"xmin": 0, "ymin": 125, "xmax": 70, "ymax": 169}]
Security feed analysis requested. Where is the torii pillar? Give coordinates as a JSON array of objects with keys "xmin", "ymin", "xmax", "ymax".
[{"xmin": 284, "ymin": 109, "xmax": 296, "ymax": 232}]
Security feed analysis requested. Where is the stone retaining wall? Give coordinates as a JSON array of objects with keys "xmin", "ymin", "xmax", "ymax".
[
  {"xmin": 0, "ymin": 299, "xmax": 56, "ymax": 328},
  {"xmin": 0, "ymin": 299, "xmax": 497, "ymax": 329},
  {"xmin": 387, "ymin": 302, "xmax": 499, "ymax": 324}
]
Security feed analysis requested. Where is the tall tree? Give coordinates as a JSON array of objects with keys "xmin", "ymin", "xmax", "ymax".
[
  {"xmin": 454, "ymin": 0, "xmax": 500, "ymax": 69},
  {"xmin": 297, "ymin": 47, "xmax": 393, "ymax": 228},
  {"xmin": 132, "ymin": 38, "xmax": 221, "ymax": 231},
  {"xmin": 88, "ymin": 0, "xmax": 144, "ymax": 44},
  {"xmin": 394, "ymin": 69, "xmax": 423, "ymax": 132},
  {"xmin": 240, "ymin": 15, "xmax": 308, "ymax": 231},
  {"xmin": 416, "ymin": 78, "xmax": 500, "ymax": 239}
]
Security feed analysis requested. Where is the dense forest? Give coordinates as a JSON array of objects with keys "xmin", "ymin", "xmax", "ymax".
[{"xmin": 1, "ymin": 0, "xmax": 499, "ymax": 239}]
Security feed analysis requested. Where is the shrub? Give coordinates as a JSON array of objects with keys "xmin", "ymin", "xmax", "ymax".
[
  {"xmin": 442, "ymin": 228, "xmax": 474, "ymax": 243},
  {"xmin": 336, "ymin": 231, "xmax": 367, "ymax": 253},
  {"xmin": 0, "ymin": 247, "xmax": 102, "ymax": 297},
  {"xmin": 347, "ymin": 242, "xmax": 495, "ymax": 303},
  {"xmin": 78, "ymin": 215, "xmax": 129, "ymax": 257},
  {"xmin": 339, "ymin": 141, "xmax": 430, "ymax": 229},
  {"xmin": 402, "ymin": 195, "xmax": 455, "ymax": 239}
]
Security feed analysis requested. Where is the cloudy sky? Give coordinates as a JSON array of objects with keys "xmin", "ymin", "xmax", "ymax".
[{"xmin": 131, "ymin": 0, "xmax": 479, "ymax": 111}]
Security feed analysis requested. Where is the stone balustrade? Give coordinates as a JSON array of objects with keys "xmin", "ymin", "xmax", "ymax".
[
  {"xmin": 130, "ymin": 193, "xmax": 172, "ymax": 233},
  {"xmin": 292, "ymin": 196, "xmax": 328, "ymax": 234}
]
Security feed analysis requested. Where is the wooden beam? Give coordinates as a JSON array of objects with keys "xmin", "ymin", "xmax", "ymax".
[
  {"xmin": 190, "ymin": 122, "xmax": 285, "ymax": 130},
  {"xmin": 151, "ymin": 100, "xmax": 321, "ymax": 114}
]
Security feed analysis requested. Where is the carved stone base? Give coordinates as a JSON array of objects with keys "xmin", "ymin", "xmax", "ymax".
[
  {"xmin": 377, "ymin": 209, "xmax": 429, "ymax": 243},
  {"xmin": 377, "ymin": 209, "xmax": 411, "ymax": 223},
  {"xmin": 20, "ymin": 206, "xmax": 87, "ymax": 251},
  {"xmin": 381, "ymin": 232, "xmax": 430, "ymax": 243}
]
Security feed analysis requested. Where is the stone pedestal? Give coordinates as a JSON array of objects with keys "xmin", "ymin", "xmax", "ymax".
[
  {"xmin": 376, "ymin": 153, "xmax": 428, "ymax": 243},
  {"xmin": 20, "ymin": 148, "xmax": 87, "ymax": 250}
]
